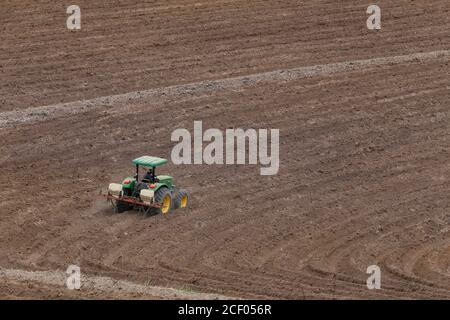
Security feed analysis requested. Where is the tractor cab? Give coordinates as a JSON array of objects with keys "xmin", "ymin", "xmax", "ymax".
[
  {"xmin": 120, "ymin": 156, "xmax": 173, "ymax": 190},
  {"xmin": 132, "ymin": 156, "xmax": 173, "ymax": 186}
]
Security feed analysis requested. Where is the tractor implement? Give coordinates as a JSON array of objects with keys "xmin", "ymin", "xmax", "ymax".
[
  {"xmin": 107, "ymin": 194, "xmax": 162, "ymax": 208},
  {"xmin": 107, "ymin": 156, "xmax": 189, "ymax": 216}
]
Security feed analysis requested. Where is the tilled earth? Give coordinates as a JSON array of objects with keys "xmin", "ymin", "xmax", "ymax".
[{"xmin": 1, "ymin": 0, "xmax": 450, "ymax": 299}]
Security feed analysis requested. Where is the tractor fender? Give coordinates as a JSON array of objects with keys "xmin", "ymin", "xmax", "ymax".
[{"xmin": 153, "ymin": 183, "xmax": 171, "ymax": 193}]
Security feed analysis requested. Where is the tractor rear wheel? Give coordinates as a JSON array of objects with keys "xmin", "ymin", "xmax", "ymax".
[
  {"xmin": 153, "ymin": 187, "xmax": 173, "ymax": 215},
  {"xmin": 174, "ymin": 189, "xmax": 189, "ymax": 209}
]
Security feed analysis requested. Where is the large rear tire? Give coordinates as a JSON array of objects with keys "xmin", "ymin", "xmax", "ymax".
[
  {"xmin": 174, "ymin": 189, "xmax": 189, "ymax": 209},
  {"xmin": 153, "ymin": 187, "xmax": 173, "ymax": 215}
]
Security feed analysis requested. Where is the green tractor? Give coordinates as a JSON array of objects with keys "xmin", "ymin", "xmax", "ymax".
[{"xmin": 107, "ymin": 156, "xmax": 189, "ymax": 215}]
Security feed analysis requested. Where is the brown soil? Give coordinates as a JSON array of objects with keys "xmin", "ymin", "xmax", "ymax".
[{"xmin": 1, "ymin": 0, "xmax": 450, "ymax": 299}]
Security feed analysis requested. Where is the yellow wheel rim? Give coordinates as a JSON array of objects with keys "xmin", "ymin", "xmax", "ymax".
[
  {"xmin": 161, "ymin": 194, "xmax": 171, "ymax": 214},
  {"xmin": 180, "ymin": 195, "xmax": 188, "ymax": 208}
]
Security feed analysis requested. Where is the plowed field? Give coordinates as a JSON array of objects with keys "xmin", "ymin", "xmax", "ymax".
[{"xmin": 1, "ymin": 0, "xmax": 450, "ymax": 299}]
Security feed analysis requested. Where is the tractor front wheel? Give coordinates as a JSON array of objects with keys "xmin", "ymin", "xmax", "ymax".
[{"xmin": 153, "ymin": 187, "xmax": 173, "ymax": 215}]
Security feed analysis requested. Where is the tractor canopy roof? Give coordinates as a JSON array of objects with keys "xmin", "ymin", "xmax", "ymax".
[{"xmin": 132, "ymin": 156, "xmax": 168, "ymax": 167}]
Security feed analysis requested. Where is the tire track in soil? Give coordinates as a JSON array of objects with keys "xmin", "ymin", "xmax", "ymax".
[
  {"xmin": 0, "ymin": 267, "xmax": 236, "ymax": 300},
  {"xmin": 1, "ymin": 49, "xmax": 450, "ymax": 128}
]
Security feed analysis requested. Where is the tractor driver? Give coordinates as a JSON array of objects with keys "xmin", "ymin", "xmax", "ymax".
[{"xmin": 143, "ymin": 169, "xmax": 159, "ymax": 183}]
